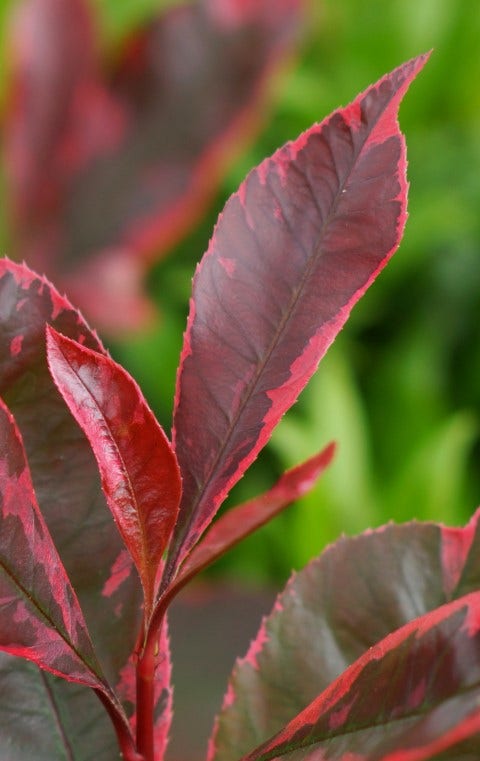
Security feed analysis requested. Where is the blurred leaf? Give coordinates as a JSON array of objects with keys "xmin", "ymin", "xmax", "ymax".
[{"xmin": 4, "ymin": 0, "xmax": 303, "ymax": 334}]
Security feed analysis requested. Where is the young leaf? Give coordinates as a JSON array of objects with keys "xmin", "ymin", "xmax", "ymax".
[
  {"xmin": 0, "ymin": 398, "xmax": 104, "ymax": 687},
  {"xmin": 168, "ymin": 53, "xmax": 430, "ymax": 575},
  {"xmin": 46, "ymin": 327, "xmax": 182, "ymax": 615},
  {"xmin": 4, "ymin": 0, "xmax": 302, "ymax": 333},
  {"xmin": 171, "ymin": 443, "xmax": 336, "ymax": 596},
  {"xmin": 209, "ymin": 511, "xmax": 480, "ymax": 761},
  {"xmin": 0, "ymin": 260, "xmax": 142, "ymax": 699}
]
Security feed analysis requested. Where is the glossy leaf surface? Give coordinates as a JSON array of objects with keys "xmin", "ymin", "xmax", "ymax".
[
  {"xmin": 169, "ymin": 54, "xmax": 429, "ymax": 573},
  {"xmin": 47, "ymin": 328, "xmax": 181, "ymax": 613},
  {"xmin": 171, "ymin": 443, "xmax": 335, "ymax": 596},
  {"xmin": 4, "ymin": 0, "xmax": 302, "ymax": 333},
  {"xmin": 0, "ymin": 261, "xmax": 141, "ymax": 714},
  {"xmin": 210, "ymin": 511, "xmax": 480, "ymax": 761},
  {"xmin": 0, "ymin": 398, "xmax": 105, "ymax": 687}
]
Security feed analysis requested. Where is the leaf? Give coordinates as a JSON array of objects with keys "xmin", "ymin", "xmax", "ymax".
[
  {"xmin": 46, "ymin": 327, "xmax": 182, "ymax": 615},
  {"xmin": 168, "ymin": 53, "xmax": 430, "ymax": 576},
  {"xmin": 0, "ymin": 654, "xmax": 119, "ymax": 761},
  {"xmin": 242, "ymin": 592, "xmax": 480, "ymax": 761},
  {"xmin": 171, "ymin": 443, "xmax": 336, "ymax": 596},
  {"xmin": 209, "ymin": 510, "xmax": 480, "ymax": 761},
  {"xmin": 0, "ymin": 398, "xmax": 104, "ymax": 687},
  {"xmin": 4, "ymin": 0, "xmax": 303, "ymax": 333},
  {"xmin": 0, "ymin": 260, "xmax": 142, "ymax": 695}
]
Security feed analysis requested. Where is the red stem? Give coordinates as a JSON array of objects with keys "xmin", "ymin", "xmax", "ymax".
[
  {"xmin": 136, "ymin": 619, "xmax": 161, "ymax": 761},
  {"xmin": 134, "ymin": 576, "xmax": 182, "ymax": 760}
]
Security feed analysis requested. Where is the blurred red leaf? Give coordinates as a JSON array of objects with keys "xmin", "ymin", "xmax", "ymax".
[{"xmin": 4, "ymin": 0, "xmax": 303, "ymax": 333}]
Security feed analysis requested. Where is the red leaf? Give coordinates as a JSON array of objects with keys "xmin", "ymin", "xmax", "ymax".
[
  {"xmin": 46, "ymin": 327, "xmax": 182, "ymax": 615},
  {"xmin": 172, "ymin": 443, "xmax": 335, "ymax": 594},
  {"xmin": 242, "ymin": 591, "xmax": 480, "ymax": 761},
  {"xmin": 0, "ymin": 258, "xmax": 142, "ymax": 685},
  {"xmin": 0, "ymin": 397, "xmax": 103, "ymax": 687},
  {"xmin": 168, "ymin": 54, "xmax": 430, "ymax": 575},
  {"xmin": 0, "ymin": 259, "xmax": 141, "ymax": 755},
  {"xmin": 4, "ymin": 0, "xmax": 302, "ymax": 334}
]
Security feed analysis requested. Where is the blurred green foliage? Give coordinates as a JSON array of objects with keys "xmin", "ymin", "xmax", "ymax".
[
  {"xmin": 3, "ymin": 0, "xmax": 480, "ymax": 583},
  {"xmin": 91, "ymin": 0, "xmax": 184, "ymax": 48}
]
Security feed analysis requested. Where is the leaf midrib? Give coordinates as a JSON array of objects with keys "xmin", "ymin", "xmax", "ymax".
[{"xmin": 56, "ymin": 344, "xmax": 152, "ymax": 591}]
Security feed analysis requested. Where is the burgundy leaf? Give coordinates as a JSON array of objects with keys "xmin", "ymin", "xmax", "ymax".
[
  {"xmin": 168, "ymin": 53, "xmax": 430, "ymax": 576},
  {"xmin": 0, "ymin": 397, "xmax": 104, "ymax": 687},
  {"xmin": 46, "ymin": 327, "xmax": 182, "ymax": 615},
  {"xmin": 0, "ymin": 260, "xmax": 142, "ymax": 705},
  {"xmin": 118, "ymin": 616, "xmax": 173, "ymax": 761},
  {"xmin": 209, "ymin": 511, "xmax": 480, "ymax": 761},
  {"xmin": 4, "ymin": 0, "xmax": 302, "ymax": 333},
  {"xmin": 241, "ymin": 591, "xmax": 480, "ymax": 761},
  {"xmin": 171, "ymin": 443, "xmax": 335, "ymax": 595}
]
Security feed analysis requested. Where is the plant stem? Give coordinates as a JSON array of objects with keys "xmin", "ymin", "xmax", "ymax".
[{"xmin": 136, "ymin": 622, "xmax": 160, "ymax": 761}]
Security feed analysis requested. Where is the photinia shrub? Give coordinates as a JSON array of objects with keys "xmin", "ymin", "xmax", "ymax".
[{"xmin": 3, "ymin": 52, "xmax": 477, "ymax": 761}]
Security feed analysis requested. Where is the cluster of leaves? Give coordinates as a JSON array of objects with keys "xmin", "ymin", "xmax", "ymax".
[
  {"xmin": 2, "ymin": 51, "xmax": 480, "ymax": 761},
  {"xmin": 1, "ymin": 0, "xmax": 302, "ymax": 333}
]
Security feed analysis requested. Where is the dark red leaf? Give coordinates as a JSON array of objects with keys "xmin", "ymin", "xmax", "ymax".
[
  {"xmin": 210, "ymin": 511, "xmax": 480, "ymax": 761},
  {"xmin": 172, "ymin": 443, "xmax": 335, "ymax": 595},
  {"xmin": 168, "ymin": 54, "xmax": 430, "ymax": 575},
  {"xmin": 0, "ymin": 397, "xmax": 104, "ymax": 686},
  {"xmin": 5, "ymin": 0, "xmax": 302, "ymax": 333},
  {"xmin": 0, "ymin": 260, "xmax": 142, "ymax": 707},
  {"xmin": 46, "ymin": 327, "xmax": 182, "ymax": 614}
]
